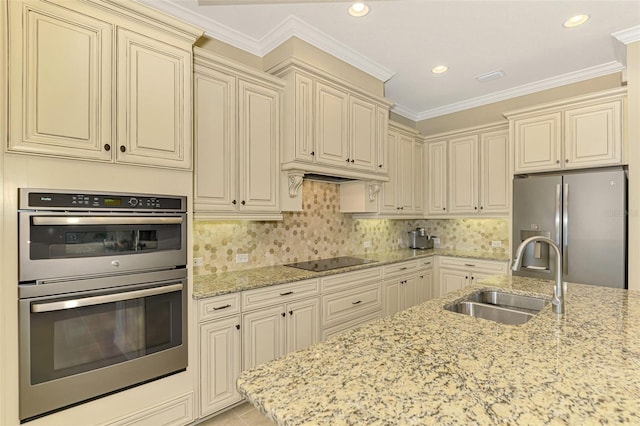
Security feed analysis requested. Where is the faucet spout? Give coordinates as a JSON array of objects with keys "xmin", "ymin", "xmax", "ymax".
[{"xmin": 512, "ymin": 236, "xmax": 565, "ymax": 315}]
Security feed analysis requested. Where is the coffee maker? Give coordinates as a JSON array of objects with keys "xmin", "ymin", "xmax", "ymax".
[{"xmin": 408, "ymin": 227, "xmax": 433, "ymax": 250}]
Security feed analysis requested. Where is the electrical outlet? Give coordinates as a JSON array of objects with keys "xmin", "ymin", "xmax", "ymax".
[
  {"xmin": 236, "ymin": 253, "xmax": 249, "ymax": 263},
  {"xmin": 432, "ymin": 237, "xmax": 441, "ymax": 245},
  {"xmin": 193, "ymin": 257, "xmax": 204, "ymax": 267},
  {"xmin": 491, "ymin": 241, "xmax": 502, "ymax": 248},
  {"xmin": 363, "ymin": 241, "xmax": 371, "ymax": 248}
]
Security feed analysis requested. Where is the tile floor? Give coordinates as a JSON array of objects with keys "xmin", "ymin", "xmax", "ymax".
[{"xmin": 198, "ymin": 402, "xmax": 274, "ymax": 426}]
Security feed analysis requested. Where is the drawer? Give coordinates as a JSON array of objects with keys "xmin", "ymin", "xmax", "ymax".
[
  {"xmin": 320, "ymin": 267, "xmax": 382, "ymax": 293},
  {"xmin": 242, "ymin": 278, "xmax": 319, "ymax": 311},
  {"xmin": 322, "ymin": 282, "xmax": 382, "ymax": 328},
  {"xmin": 438, "ymin": 256, "xmax": 508, "ymax": 274},
  {"xmin": 417, "ymin": 257, "xmax": 434, "ymax": 270},
  {"xmin": 198, "ymin": 293, "xmax": 241, "ymax": 322},
  {"xmin": 382, "ymin": 260, "xmax": 418, "ymax": 277},
  {"xmin": 321, "ymin": 311, "xmax": 382, "ymax": 341}
]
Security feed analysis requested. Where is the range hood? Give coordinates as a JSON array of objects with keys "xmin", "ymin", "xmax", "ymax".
[{"xmin": 303, "ymin": 173, "xmax": 356, "ymax": 183}]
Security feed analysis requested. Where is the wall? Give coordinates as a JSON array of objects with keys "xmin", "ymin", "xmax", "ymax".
[{"xmin": 193, "ymin": 180, "xmax": 509, "ymax": 274}]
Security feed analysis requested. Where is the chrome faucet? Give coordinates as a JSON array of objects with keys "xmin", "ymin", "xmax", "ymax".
[{"xmin": 512, "ymin": 236, "xmax": 565, "ymax": 314}]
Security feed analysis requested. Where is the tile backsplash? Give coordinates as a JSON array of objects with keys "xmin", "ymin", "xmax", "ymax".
[{"xmin": 193, "ymin": 180, "xmax": 509, "ymax": 274}]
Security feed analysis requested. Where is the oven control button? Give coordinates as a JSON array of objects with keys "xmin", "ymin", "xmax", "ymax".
[
  {"xmin": 128, "ymin": 197, "xmax": 139, "ymax": 207},
  {"xmin": 111, "ymin": 260, "xmax": 120, "ymax": 267}
]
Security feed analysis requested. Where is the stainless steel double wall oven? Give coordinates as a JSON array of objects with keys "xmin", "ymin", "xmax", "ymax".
[{"xmin": 18, "ymin": 189, "xmax": 188, "ymax": 422}]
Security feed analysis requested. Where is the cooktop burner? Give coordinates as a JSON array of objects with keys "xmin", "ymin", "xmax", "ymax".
[{"xmin": 285, "ymin": 256, "xmax": 377, "ymax": 272}]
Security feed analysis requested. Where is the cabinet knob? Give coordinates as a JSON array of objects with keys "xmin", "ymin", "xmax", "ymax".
[
  {"xmin": 104, "ymin": 144, "xmax": 111, "ymax": 151},
  {"xmin": 232, "ymin": 200, "xmax": 237, "ymax": 205},
  {"xmin": 378, "ymin": 164, "xmax": 383, "ymax": 168},
  {"xmin": 310, "ymin": 151, "xmax": 315, "ymax": 156},
  {"xmin": 119, "ymin": 146, "xmax": 126, "ymax": 153},
  {"xmin": 289, "ymin": 310, "xmax": 293, "ymax": 316},
  {"xmin": 565, "ymin": 159, "xmax": 569, "ymax": 163},
  {"xmin": 235, "ymin": 324, "xmax": 240, "ymax": 330},
  {"xmin": 556, "ymin": 160, "xmax": 560, "ymax": 164},
  {"xmin": 474, "ymin": 206, "xmax": 477, "ymax": 210},
  {"xmin": 465, "ymin": 276, "xmax": 469, "ymax": 279},
  {"xmin": 442, "ymin": 207, "xmax": 446, "ymax": 211},
  {"xmin": 281, "ymin": 312, "xmax": 286, "ymax": 317},
  {"xmin": 241, "ymin": 200, "xmax": 246, "ymax": 205},
  {"xmin": 480, "ymin": 206, "xmax": 484, "ymax": 210},
  {"xmin": 346, "ymin": 158, "xmax": 350, "ymax": 163},
  {"xmin": 350, "ymin": 159, "xmax": 355, "ymax": 163}
]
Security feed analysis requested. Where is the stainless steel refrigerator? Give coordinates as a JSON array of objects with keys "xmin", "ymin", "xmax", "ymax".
[{"xmin": 512, "ymin": 167, "xmax": 627, "ymax": 289}]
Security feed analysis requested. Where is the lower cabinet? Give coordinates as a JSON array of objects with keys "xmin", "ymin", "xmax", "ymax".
[
  {"xmin": 417, "ymin": 257, "xmax": 435, "ymax": 301},
  {"xmin": 437, "ymin": 256, "xmax": 508, "ymax": 296},
  {"xmin": 382, "ymin": 260, "xmax": 419, "ymax": 317},
  {"xmin": 198, "ymin": 293, "xmax": 242, "ymax": 418},
  {"xmin": 242, "ymin": 297, "xmax": 320, "ymax": 370}
]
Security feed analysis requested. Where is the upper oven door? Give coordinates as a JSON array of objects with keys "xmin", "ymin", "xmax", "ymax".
[{"xmin": 19, "ymin": 212, "xmax": 187, "ymax": 282}]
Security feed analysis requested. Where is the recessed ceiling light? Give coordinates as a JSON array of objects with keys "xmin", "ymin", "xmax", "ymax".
[
  {"xmin": 348, "ymin": 2, "xmax": 369, "ymax": 17},
  {"xmin": 563, "ymin": 14, "xmax": 590, "ymax": 28},
  {"xmin": 431, "ymin": 65, "xmax": 448, "ymax": 74}
]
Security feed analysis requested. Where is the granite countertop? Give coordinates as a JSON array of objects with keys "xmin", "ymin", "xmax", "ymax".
[
  {"xmin": 193, "ymin": 248, "xmax": 509, "ymax": 299},
  {"xmin": 236, "ymin": 275, "xmax": 640, "ymax": 425}
]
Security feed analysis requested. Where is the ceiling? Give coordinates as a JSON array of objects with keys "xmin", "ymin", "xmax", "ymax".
[{"xmin": 140, "ymin": 0, "xmax": 640, "ymax": 121}]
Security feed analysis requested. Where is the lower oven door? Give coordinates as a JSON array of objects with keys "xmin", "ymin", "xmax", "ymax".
[{"xmin": 19, "ymin": 272, "xmax": 187, "ymax": 422}]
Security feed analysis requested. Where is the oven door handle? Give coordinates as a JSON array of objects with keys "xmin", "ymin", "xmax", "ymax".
[
  {"xmin": 31, "ymin": 283, "xmax": 183, "ymax": 313},
  {"xmin": 31, "ymin": 216, "xmax": 183, "ymax": 226}
]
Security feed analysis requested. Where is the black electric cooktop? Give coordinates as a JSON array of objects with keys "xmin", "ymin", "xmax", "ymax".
[{"xmin": 285, "ymin": 256, "xmax": 377, "ymax": 272}]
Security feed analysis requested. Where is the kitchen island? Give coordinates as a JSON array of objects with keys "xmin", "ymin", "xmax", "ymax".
[{"xmin": 236, "ymin": 275, "xmax": 640, "ymax": 425}]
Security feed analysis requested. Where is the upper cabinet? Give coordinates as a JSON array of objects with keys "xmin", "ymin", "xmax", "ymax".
[
  {"xmin": 506, "ymin": 88, "xmax": 626, "ymax": 174},
  {"xmin": 425, "ymin": 123, "xmax": 510, "ymax": 217},
  {"xmin": 193, "ymin": 48, "xmax": 284, "ymax": 220},
  {"xmin": 269, "ymin": 60, "xmax": 393, "ymax": 182},
  {"xmin": 7, "ymin": 0, "xmax": 203, "ymax": 169}
]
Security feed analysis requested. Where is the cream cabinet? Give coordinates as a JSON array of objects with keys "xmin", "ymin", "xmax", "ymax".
[
  {"xmin": 426, "ymin": 124, "xmax": 509, "ymax": 217},
  {"xmin": 382, "ymin": 260, "xmax": 419, "ymax": 317},
  {"xmin": 507, "ymin": 88, "xmax": 626, "ymax": 173},
  {"xmin": 193, "ymin": 48, "xmax": 284, "ymax": 219},
  {"xmin": 437, "ymin": 256, "xmax": 508, "ymax": 296},
  {"xmin": 198, "ymin": 294, "xmax": 242, "ymax": 418},
  {"xmin": 7, "ymin": 0, "xmax": 201, "ymax": 169},
  {"xmin": 417, "ymin": 257, "xmax": 435, "ymax": 301},
  {"xmin": 270, "ymin": 61, "xmax": 392, "ymax": 181},
  {"xmin": 242, "ymin": 279, "xmax": 320, "ymax": 370},
  {"xmin": 379, "ymin": 122, "xmax": 421, "ymax": 216},
  {"xmin": 320, "ymin": 267, "xmax": 382, "ymax": 339}
]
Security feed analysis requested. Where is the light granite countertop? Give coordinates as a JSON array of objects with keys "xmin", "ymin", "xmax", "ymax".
[
  {"xmin": 236, "ymin": 275, "xmax": 640, "ymax": 425},
  {"xmin": 193, "ymin": 248, "xmax": 509, "ymax": 299}
]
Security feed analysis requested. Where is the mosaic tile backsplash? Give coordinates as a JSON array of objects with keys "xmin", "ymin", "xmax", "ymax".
[{"xmin": 193, "ymin": 180, "xmax": 509, "ymax": 274}]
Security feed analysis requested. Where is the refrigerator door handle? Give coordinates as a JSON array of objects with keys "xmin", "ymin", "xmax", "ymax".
[
  {"xmin": 555, "ymin": 184, "xmax": 562, "ymax": 246},
  {"xmin": 563, "ymin": 183, "xmax": 569, "ymax": 275}
]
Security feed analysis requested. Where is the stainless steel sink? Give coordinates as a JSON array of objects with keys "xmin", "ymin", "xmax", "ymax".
[{"xmin": 444, "ymin": 291, "xmax": 549, "ymax": 325}]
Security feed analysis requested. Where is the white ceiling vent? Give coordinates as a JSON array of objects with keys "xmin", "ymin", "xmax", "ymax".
[{"xmin": 475, "ymin": 69, "xmax": 505, "ymax": 82}]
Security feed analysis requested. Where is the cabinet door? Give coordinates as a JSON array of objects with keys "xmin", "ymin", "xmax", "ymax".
[
  {"xmin": 403, "ymin": 275, "xmax": 420, "ymax": 310},
  {"xmin": 199, "ymin": 317, "xmax": 242, "ymax": 417},
  {"xmin": 286, "ymin": 298, "xmax": 320, "ymax": 353},
  {"xmin": 414, "ymin": 142, "xmax": 424, "ymax": 214},
  {"xmin": 116, "ymin": 28, "xmax": 192, "ymax": 169},
  {"xmin": 383, "ymin": 280, "xmax": 402, "ymax": 317},
  {"xmin": 315, "ymin": 81, "xmax": 349, "ymax": 167},
  {"xmin": 398, "ymin": 134, "xmax": 416, "ymax": 212},
  {"xmin": 448, "ymin": 135, "xmax": 478, "ymax": 214},
  {"xmin": 564, "ymin": 100, "xmax": 622, "ymax": 167},
  {"xmin": 193, "ymin": 67, "xmax": 236, "ymax": 211},
  {"xmin": 293, "ymin": 72, "xmax": 315, "ymax": 162},
  {"xmin": 238, "ymin": 79, "xmax": 280, "ymax": 212},
  {"xmin": 513, "ymin": 112, "xmax": 562, "ymax": 172},
  {"xmin": 376, "ymin": 106, "xmax": 389, "ymax": 174},
  {"xmin": 243, "ymin": 306, "xmax": 286, "ymax": 370},
  {"xmin": 8, "ymin": 1, "xmax": 112, "ymax": 160},
  {"xmin": 427, "ymin": 141, "xmax": 447, "ymax": 215},
  {"xmin": 349, "ymin": 96, "xmax": 377, "ymax": 171},
  {"xmin": 380, "ymin": 130, "xmax": 399, "ymax": 214},
  {"xmin": 439, "ymin": 269, "xmax": 468, "ymax": 296},
  {"xmin": 417, "ymin": 268, "xmax": 434, "ymax": 302},
  {"xmin": 480, "ymin": 130, "xmax": 509, "ymax": 214}
]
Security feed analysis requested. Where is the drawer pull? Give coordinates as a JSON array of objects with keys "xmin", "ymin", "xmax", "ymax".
[
  {"xmin": 352, "ymin": 300, "xmax": 362, "ymax": 305},
  {"xmin": 280, "ymin": 291, "xmax": 294, "ymax": 296},
  {"xmin": 399, "ymin": 267, "xmax": 408, "ymax": 271},
  {"xmin": 464, "ymin": 264, "xmax": 476, "ymax": 267},
  {"xmin": 212, "ymin": 304, "xmax": 231, "ymax": 311}
]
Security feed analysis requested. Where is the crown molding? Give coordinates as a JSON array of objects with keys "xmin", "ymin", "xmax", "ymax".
[
  {"xmin": 613, "ymin": 25, "xmax": 640, "ymax": 44},
  {"xmin": 393, "ymin": 61, "xmax": 625, "ymax": 122},
  {"xmin": 138, "ymin": 1, "xmax": 394, "ymax": 82}
]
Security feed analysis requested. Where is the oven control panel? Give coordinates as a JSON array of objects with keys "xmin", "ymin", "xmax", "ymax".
[{"xmin": 20, "ymin": 189, "xmax": 185, "ymax": 212}]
